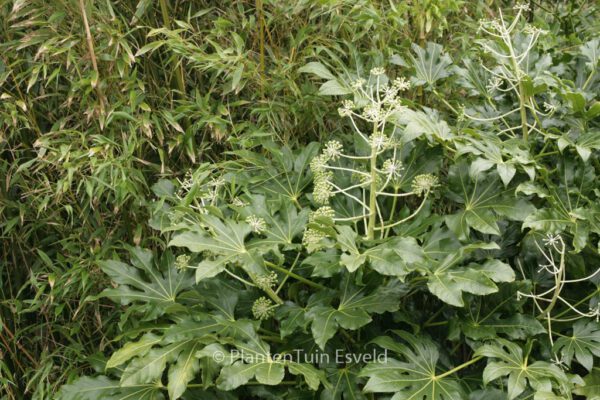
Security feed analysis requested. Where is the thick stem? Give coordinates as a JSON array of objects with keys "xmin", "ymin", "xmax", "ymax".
[
  {"xmin": 507, "ymin": 38, "xmax": 529, "ymax": 142},
  {"xmin": 366, "ymin": 125, "xmax": 378, "ymax": 239}
]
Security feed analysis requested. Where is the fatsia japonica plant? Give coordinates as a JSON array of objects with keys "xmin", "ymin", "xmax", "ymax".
[{"xmin": 57, "ymin": 5, "xmax": 600, "ymax": 399}]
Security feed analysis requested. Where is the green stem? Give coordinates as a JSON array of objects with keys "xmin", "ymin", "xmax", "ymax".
[
  {"xmin": 158, "ymin": 0, "xmax": 187, "ymax": 105},
  {"xmin": 275, "ymin": 253, "xmax": 301, "ymax": 294},
  {"xmin": 583, "ymin": 69, "xmax": 595, "ymax": 90},
  {"xmin": 261, "ymin": 285, "xmax": 284, "ymax": 305},
  {"xmin": 539, "ymin": 248, "xmax": 565, "ymax": 319},
  {"xmin": 383, "ymin": 186, "xmax": 399, "ymax": 238},
  {"xmin": 367, "ymin": 126, "xmax": 378, "ymax": 240},
  {"xmin": 436, "ymin": 355, "xmax": 483, "ymax": 379},
  {"xmin": 507, "ymin": 39, "xmax": 529, "ymax": 142},
  {"xmin": 264, "ymin": 261, "xmax": 326, "ymax": 290}
]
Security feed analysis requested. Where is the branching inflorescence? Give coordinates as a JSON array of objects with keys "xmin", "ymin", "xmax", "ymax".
[
  {"xmin": 305, "ymin": 68, "xmax": 438, "ymax": 241},
  {"xmin": 464, "ymin": 3, "xmax": 550, "ymax": 142},
  {"xmin": 517, "ymin": 234, "xmax": 600, "ymax": 352}
]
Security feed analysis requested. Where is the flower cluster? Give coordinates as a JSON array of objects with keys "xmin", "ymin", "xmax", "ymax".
[
  {"xmin": 252, "ymin": 297, "xmax": 275, "ymax": 320},
  {"xmin": 323, "ymin": 140, "xmax": 343, "ymax": 161},
  {"xmin": 302, "ymin": 206, "xmax": 335, "ymax": 247},
  {"xmin": 412, "ymin": 174, "xmax": 439, "ymax": 196},
  {"xmin": 310, "ymin": 206, "xmax": 336, "ymax": 221},
  {"xmin": 382, "ymin": 159, "xmax": 403, "ymax": 180},
  {"xmin": 313, "ymin": 172, "xmax": 334, "ymax": 204},
  {"xmin": 369, "ymin": 133, "xmax": 390, "ymax": 151},
  {"xmin": 175, "ymin": 254, "xmax": 190, "ymax": 270},
  {"xmin": 231, "ymin": 197, "xmax": 249, "ymax": 207},
  {"xmin": 246, "ymin": 215, "xmax": 267, "ymax": 233},
  {"xmin": 254, "ymin": 272, "xmax": 278, "ymax": 291},
  {"xmin": 338, "ymin": 100, "xmax": 355, "ymax": 117}
]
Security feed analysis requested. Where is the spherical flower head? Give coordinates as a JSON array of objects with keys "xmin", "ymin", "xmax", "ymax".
[
  {"xmin": 392, "ymin": 76, "xmax": 411, "ymax": 91},
  {"xmin": 310, "ymin": 154, "xmax": 328, "ymax": 175},
  {"xmin": 209, "ymin": 177, "xmax": 225, "ymax": 188},
  {"xmin": 323, "ymin": 140, "xmax": 343, "ymax": 161},
  {"xmin": 370, "ymin": 67, "xmax": 386, "ymax": 76},
  {"xmin": 309, "ymin": 206, "xmax": 335, "ymax": 222},
  {"xmin": 411, "ymin": 174, "xmax": 439, "ymax": 196},
  {"xmin": 351, "ymin": 78, "xmax": 366, "ymax": 90},
  {"xmin": 513, "ymin": 3, "xmax": 530, "ymax": 12},
  {"xmin": 252, "ymin": 297, "xmax": 275, "ymax": 320},
  {"xmin": 542, "ymin": 233, "xmax": 561, "ymax": 247},
  {"xmin": 246, "ymin": 215, "xmax": 267, "ymax": 233},
  {"xmin": 369, "ymin": 133, "xmax": 389, "ymax": 151},
  {"xmin": 175, "ymin": 254, "xmax": 190, "ymax": 270},
  {"xmin": 486, "ymin": 77, "xmax": 502, "ymax": 92},
  {"xmin": 338, "ymin": 99, "xmax": 355, "ymax": 117},
  {"xmin": 231, "ymin": 197, "xmax": 248, "ymax": 207},
  {"xmin": 302, "ymin": 228, "xmax": 326, "ymax": 247},
  {"xmin": 382, "ymin": 86, "xmax": 399, "ymax": 105},
  {"xmin": 313, "ymin": 173, "xmax": 333, "ymax": 204},
  {"xmin": 523, "ymin": 24, "xmax": 547, "ymax": 36},
  {"xmin": 362, "ymin": 103, "xmax": 382, "ymax": 122},
  {"xmin": 382, "ymin": 159, "xmax": 403, "ymax": 179},
  {"xmin": 254, "ymin": 272, "xmax": 278, "ymax": 290}
]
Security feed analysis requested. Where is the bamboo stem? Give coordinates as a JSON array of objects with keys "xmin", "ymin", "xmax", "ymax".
[{"xmin": 78, "ymin": 0, "xmax": 105, "ymax": 112}]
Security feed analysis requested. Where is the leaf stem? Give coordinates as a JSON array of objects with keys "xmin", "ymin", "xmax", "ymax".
[
  {"xmin": 264, "ymin": 261, "xmax": 326, "ymax": 290},
  {"xmin": 436, "ymin": 355, "xmax": 483, "ymax": 379}
]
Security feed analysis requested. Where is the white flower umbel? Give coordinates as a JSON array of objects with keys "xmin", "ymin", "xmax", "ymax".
[{"xmin": 307, "ymin": 69, "xmax": 436, "ymax": 240}]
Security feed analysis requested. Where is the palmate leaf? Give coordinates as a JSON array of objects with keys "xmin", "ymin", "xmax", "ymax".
[
  {"xmin": 336, "ymin": 225, "xmax": 424, "ymax": 278},
  {"xmin": 392, "ymin": 107, "xmax": 453, "ymax": 143},
  {"xmin": 416, "ymin": 237, "xmax": 515, "ymax": 307},
  {"xmin": 455, "ymin": 134, "xmax": 536, "ymax": 185},
  {"xmin": 106, "ymin": 333, "xmax": 162, "ymax": 369},
  {"xmin": 231, "ymin": 142, "xmax": 320, "ymax": 203},
  {"xmin": 522, "ymin": 159, "xmax": 600, "ymax": 251},
  {"xmin": 360, "ymin": 331, "xmax": 466, "ymax": 400},
  {"xmin": 162, "ymin": 314, "xmax": 326, "ymax": 392},
  {"xmin": 167, "ymin": 341, "xmax": 204, "ymax": 399},
  {"xmin": 475, "ymin": 339, "xmax": 570, "ymax": 399},
  {"xmin": 97, "ymin": 247, "xmax": 193, "ymax": 318},
  {"xmin": 57, "ymin": 376, "xmax": 164, "ymax": 400},
  {"xmin": 554, "ymin": 320, "xmax": 600, "ymax": 371},
  {"xmin": 445, "ymin": 162, "xmax": 535, "ymax": 240},
  {"xmin": 461, "ymin": 313, "xmax": 545, "ymax": 340},
  {"xmin": 321, "ymin": 365, "xmax": 366, "ymax": 400},
  {"xmin": 401, "ymin": 42, "xmax": 453, "ymax": 87},
  {"xmin": 306, "ymin": 274, "xmax": 407, "ymax": 349},
  {"xmin": 120, "ymin": 340, "xmax": 197, "ymax": 386},
  {"xmin": 169, "ymin": 214, "xmax": 268, "ymax": 282},
  {"xmin": 574, "ymin": 370, "xmax": 600, "ymax": 399},
  {"xmin": 236, "ymin": 194, "xmax": 309, "ymax": 252}
]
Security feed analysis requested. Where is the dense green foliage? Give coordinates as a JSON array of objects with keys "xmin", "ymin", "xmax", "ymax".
[{"xmin": 1, "ymin": 0, "xmax": 600, "ymax": 399}]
